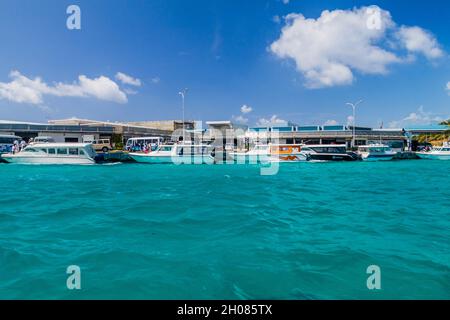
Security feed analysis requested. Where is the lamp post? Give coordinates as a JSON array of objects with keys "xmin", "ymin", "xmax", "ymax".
[
  {"xmin": 178, "ymin": 88, "xmax": 188, "ymax": 142},
  {"xmin": 346, "ymin": 100, "xmax": 363, "ymax": 149}
]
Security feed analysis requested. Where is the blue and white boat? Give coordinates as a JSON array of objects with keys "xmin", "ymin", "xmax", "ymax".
[
  {"xmin": 357, "ymin": 144, "xmax": 397, "ymax": 161},
  {"xmin": 416, "ymin": 143, "xmax": 450, "ymax": 160}
]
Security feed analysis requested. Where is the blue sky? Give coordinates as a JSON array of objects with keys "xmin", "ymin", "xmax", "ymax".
[{"xmin": 0, "ymin": 0, "xmax": 449, "ymax": 127}]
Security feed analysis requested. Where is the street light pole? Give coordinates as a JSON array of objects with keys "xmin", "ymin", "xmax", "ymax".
[
  {"xmin": 178, "ymin": 88, "xmax": 188, "ymax": 143},
  {"xmin": 346, "ymin": 100, "xmax": 363, "ymax": 149}
]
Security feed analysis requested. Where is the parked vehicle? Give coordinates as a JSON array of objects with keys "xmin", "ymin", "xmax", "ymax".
[{"xmin": 91, "ymin": 139, "xmax": 112, "ymax": 153}]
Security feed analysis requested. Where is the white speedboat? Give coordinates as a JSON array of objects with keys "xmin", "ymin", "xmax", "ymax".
[
  {"xmin": 1, "ymin": 143, "xmax": 97, "ymax": 164},
  {"xmin": 129, "ymin": 143, "xmax": 215, "ymax": 164},
  {"xmin": 232, "ymin": 144, "xmax": 308, "ymax": 163},
  {"xmin": 357, "ymin": 144, "xmax": 397, "ymax": 161},
  {"xmin": 416, "ymin": 143, "xmax": 450, "ymax": 160}
]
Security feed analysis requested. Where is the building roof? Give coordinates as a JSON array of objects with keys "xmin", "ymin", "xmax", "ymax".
[{"xmin": 404, "ymin": 124, "xmax": 449, "ymax": 132}]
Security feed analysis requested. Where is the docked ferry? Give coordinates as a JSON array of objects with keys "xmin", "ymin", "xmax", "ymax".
[
  {"xmin": 129, "ymin": 143, "xmax": 215, "ymax": 164},
  {"xmin": 1, "ymin": 143, "xmax": 97, "ymax": 164},
  {"xmin": 299, "ymin": 145, "xmax": 360, "ymax": 162}
]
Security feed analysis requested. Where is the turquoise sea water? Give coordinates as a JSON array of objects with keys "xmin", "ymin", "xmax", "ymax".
[{"xmin": 0, "ymin": 160, "xmax": 449, "ymax": 299}]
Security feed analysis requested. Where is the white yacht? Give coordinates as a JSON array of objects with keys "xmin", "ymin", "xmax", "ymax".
[
  {"xmin": 232, "ymin": 144, "xmax": 308, "ymax": 163},
  {"xmin": 416, "ymin": 143, "xmax": 450, "ymax": 160},
  {"xmin": 357, "ymin": 144, "xmax": 397, "ymax": 161},
  {"xmin": 1, "ymin": 143, "xmax": 97, "ymax": 164},
  {"xmin": 129, "ymin": 143, "xmax": 215, "ymax": 164}
]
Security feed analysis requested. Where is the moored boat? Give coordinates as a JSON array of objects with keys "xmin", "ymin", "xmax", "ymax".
[
  {"xmin": 232, "ymin": 144, "xmax": 308, "ymax": 163},
  {"xmin": 299, "ymin": 145, "xmax": 360, "ymax": 162},
  {"xmin": 129, "ymin": 143, "xmax": 215, "ymax": 164},
  {"xmin": 416, "ymin": 143, "xmax": 450, "ymax": 160},
  {"xmin": 357, "ymin": 144, "xmax": 397, "ymax": 161},
  {"xmin": 1, "ymin": 143, "xmax": 97, "ymax": 164}
]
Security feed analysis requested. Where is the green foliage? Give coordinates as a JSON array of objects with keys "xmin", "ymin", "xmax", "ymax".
[{"xmin": 111, "ymin": 134, "xmax": 124, "ymax": 150}]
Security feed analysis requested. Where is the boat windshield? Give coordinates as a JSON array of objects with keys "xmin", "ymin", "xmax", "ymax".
[
  {"xmin": 177, "ymin": 145, "xmax": 212, "ymax": 155},
  {"xmin": 309, "ymin": 146, "xmax": 347, "ymax": 153},
  {"xmin": 365, "ymin": 146, "xmax": 391, "ymax": 152},
  {"xmin": 22, "ymin": 147, "xmax": 41, "ymax": 153}
]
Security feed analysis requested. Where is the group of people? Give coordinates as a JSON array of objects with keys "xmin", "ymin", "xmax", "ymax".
[
  {"xmin": 127, "ymin": 142, "xmax": 158, "ymax": 153},
  {"xmin": 10, "ymin": 138, "xmax": 30, "ymax": 154}
]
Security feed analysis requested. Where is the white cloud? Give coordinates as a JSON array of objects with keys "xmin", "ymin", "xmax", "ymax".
[
  {"xmin": 396, "ymin": 26, "xmax": 443, "ymax": 60},
  {"xmin": 240, "ymin": 104, "xmax": 253, "ymax": 114},
  {"xmin": 115, "ymin": 72, "xmax": 142, "ymax": 87},
  {"xmin": 151, "ymin": 77, "xmax": 160, "ymax": 84},
  {"xmin": 232, "ymin": 115, "xmax": 249, "ymax": 124},
  {"xmin": 282, "ymin": 0, "xmax": 290, "ymax": 4},
  {"xmin": 257, "ymin": 115, "xmax": 288, "ymax": 126},
  {"xmin": 446, "ymin": 82, "xmax": 450, "ymax": 95},
  {"xmin": 323, "ymin": 119, "xmax": 338, "ymax": 125},
  {"xmin": 273, "ymin": 15, "xmax": 281, "ymax": 24},
  {"xmin": 388, "ymin": 106, "xmax": 445, "ymax": 128},
  {"xmin": 270, "ymin": 6, "xmax": 444, "ymax": 88},
  {"xmin": 0, "ymin": 70, "xmax": 128, "ymax": 105}
]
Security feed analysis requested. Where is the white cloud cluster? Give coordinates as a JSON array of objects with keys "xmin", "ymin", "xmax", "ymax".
[
  {"xmin": 232, "ymin": 104, "xmax": 254, "ymax": 124},
  {"xmin": 240, "ymin": 104, "xmax": 253, "ymax": 114},
  {"xmin": 389, "ymin": 106, "xmax": 445, "ymax": 128},
  {"xmin": 323, "ymin": 119, "xmax": 338, "ymax": 125},
  {"xmin": 270, "ymin": 6, "xmax": 444, "ymax": 88},
  {"xmin": 115, "ymin": 72, "xmax": 141, "ymax": 87},
  {"xmin": 232, "ymin": 115, "xmax": 249, "ymax": 124},
  {"xmin": 396, "ymin": 26, "xmax": 443, "ymax": 60},
  {"xmin": 0, "ymin": 70, "xmax": 128, "ymax": 105},
  {"xmin": 446, "ymin": 82, "xmax": 450, "ymax": 95},
  {"xmin": 257, "ymin": 115, "xmax": 288, "ymax": 126}
]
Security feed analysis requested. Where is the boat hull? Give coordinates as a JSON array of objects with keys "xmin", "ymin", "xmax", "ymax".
[
  {"xmin": 416, "ymin": 153, "xmax": 450, "ymax": 160},
  {"xmin": 130, "ymin": 153, "xmax": 214, "ymax": 164},
  {"xmin": 307, "ymin": 153, "xmax": 359, "ymax": 162},
  {"xmin": 361, "ymin": 153, "xmax": 396, "ymax": 161},
  {"xmin": 232, "ymin": 153, "xmax": 308, "ymax": 163},
  {"xmin": 1, "ymin": 155, "xmax": 95, "ymax": 165}
]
